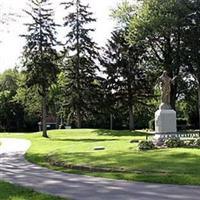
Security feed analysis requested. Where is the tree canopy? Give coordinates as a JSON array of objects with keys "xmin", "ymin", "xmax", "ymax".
[{"xmin": 0, "ymin": 0, "xmax": 199, "ymax": 133}]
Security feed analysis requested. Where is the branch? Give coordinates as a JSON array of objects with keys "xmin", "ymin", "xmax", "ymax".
[{"xmin": 149, "ymin": 41, "xmax": 164, "ymax": 63}]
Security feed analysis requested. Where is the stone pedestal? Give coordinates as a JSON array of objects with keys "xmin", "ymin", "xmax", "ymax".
[{"xmin": 154, "ymin": 109, "xmax": 177, "ymax": 141}]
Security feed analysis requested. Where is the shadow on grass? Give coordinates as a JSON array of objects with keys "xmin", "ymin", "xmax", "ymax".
[
  {"xmin": 50, "ymin": 138, "xmax": 119, "ymax": 142},
  {"xmin": 94, "ymin": 129, "xmax": 148, "ymax": 137},
  {"xmin": 25, "ymin": 148, "xmax": 200, "ymax": 185},
  {"xmin": 29, "ymin": 149, "xmax": 200, "ymax": 173}
]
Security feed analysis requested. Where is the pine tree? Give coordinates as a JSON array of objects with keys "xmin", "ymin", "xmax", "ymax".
[
  {"xmin": 61, "ymin": 0, "xmax": 99, "ymax": 128},
  {"xmin": 101, "ymin": 30, "xmax": 151, "ymax": 130},
  {"xmin": 21, "ymin": 0, "xmax": 59, "ymax": 137}
]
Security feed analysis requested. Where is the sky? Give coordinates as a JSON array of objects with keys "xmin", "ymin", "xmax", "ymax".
[{"xmin": 0, "ymin": 0, "xmax": 133, "ymax": 72}]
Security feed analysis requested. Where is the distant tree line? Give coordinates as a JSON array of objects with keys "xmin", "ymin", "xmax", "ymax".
[{"xmin": 0, "ymin": 0, "xmax": 199, "ymax": 136}]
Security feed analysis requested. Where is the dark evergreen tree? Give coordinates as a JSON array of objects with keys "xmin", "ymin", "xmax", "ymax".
[
  {"xmin": 21, "ymin": 0, "xmax": 59, "ymax": 137},
  {"xmin": 61, "ymin": 0, "xmax": 99, "ymax": 128},
  {"xmin": 182, "ymin": 0, "xmax": 200, "ymax": 129},
  {"xmin": 101, "ymin": 30, "xmax": 151, "ymax": 130}
]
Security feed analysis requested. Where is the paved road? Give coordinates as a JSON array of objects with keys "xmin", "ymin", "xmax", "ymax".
[{"xmin": 1, "ymin": 138, "xmax": 200, "ymax": 200}]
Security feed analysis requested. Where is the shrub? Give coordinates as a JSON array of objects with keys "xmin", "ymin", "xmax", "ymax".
[
  {"xmin": 164, "ymin": 138, "xmax": 184, "ymax": 148},
  {"xmin": 194, "ymin": 138, "xmax": 200, "ymax": 146},
  {"xmin": 138, "ymin": 140, "xmax": 155, "ymax": 151},
  {"xmin": 184, "ymin": 140, "xmax": 195, "ymax": 147}
]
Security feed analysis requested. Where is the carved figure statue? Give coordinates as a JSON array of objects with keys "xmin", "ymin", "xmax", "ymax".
[{"xmin": 156, "ymin": 71, "xmax": 176, "ymax": 109}]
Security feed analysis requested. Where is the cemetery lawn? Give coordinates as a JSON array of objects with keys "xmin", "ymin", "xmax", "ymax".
[
  {"xmin": 1, "ymin": 129, "xmax": 200, "ymax": 185},
  {"xmin": 0, "ymin": 181, "xmax": 65, "ymax": 200}
]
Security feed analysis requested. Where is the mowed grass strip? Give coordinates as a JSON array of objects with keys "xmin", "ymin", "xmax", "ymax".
[
  {"xmin": 0, "ymin": 181, "xmax": 66, "ymax": 200},
  {"xmin": 1, "ymin": 129, "xmax": 200, "ymax": 185}
]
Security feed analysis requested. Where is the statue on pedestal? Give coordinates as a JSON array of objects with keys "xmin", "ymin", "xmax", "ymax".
[
  {"xmin": 154, "ymin": 70, "xmax": 177, "ymax": 138},
  {"xmin": 156, "ymin": 71, "xmax": 176, "ymax": 110}
]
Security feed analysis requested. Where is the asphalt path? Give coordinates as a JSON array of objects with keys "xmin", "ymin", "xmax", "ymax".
[{"xmin": 1, "ymin": 138, "xmax": 200, "ymax": 200}]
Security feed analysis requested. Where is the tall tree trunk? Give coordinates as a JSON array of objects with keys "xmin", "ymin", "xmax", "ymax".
[
  {"xmin": 77, "ymin": 107, "xmax": 81, "ymax": 128},
  {"xmin": 39, "ymin": 10, "xmax": 48, "ymax": 137},
  {"xmin": 67, "ymin": 111, "xmax": 73, "ymax": 126},
  {"xmin": 171, "ymin": 28, "xmax": 181, "ymax": 110},
  {"xmin": 129, "ymin": 105, "xmax": 134, "ymax": 131},
  {"xmin": 198, "ymin": 84, "xmax": 200, "ymax": 131},
  {"xmin": 42, "ymin": 94, "xmax": 48, "ymax": 138},
  {"xmin": 127, "ymin": 74, "xmax": 134, "ymax": 131},
  {"xmin": 110, "ymin": 113, "xmax": 113, "ymax": 130},
  {"xmin": 164, "ymin": 34, "xmax": 178, "ymax": 110},
  {"xmin": 76, "ymin": 0, "xmax": 81, "ymax": 128},
  {"xmin": 128, "ymin": 89, "xmax": 134, "ymax": 131},
  {"xmin": 171, "ymin": 83, "xmax": 177, "ymax": 110}
]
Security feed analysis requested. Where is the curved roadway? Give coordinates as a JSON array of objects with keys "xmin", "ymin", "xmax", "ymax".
[{"xmin": 1, "ymin": 138, "xmax": 200, "ymax": 200}]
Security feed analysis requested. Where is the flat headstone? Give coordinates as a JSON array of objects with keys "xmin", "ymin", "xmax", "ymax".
[{"xmin": 94, "ymin": 146, "xmax": 105, "ymax": 150}]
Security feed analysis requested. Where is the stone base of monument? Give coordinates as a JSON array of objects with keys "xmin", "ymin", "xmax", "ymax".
[{"xmin": 154, "ymin": 109, "xmax": 177, "ymax": 145}]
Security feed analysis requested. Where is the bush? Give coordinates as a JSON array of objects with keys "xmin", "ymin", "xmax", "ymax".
[
  {"xmin": 194, "ymin": 138, "xmax": 200, "ymax": 146},
  {"xmin": 148, "ymin": 119, "xmax": 155, "ymax": 130},
  {"xmin": 138, "ymin": 140, "xmax": 155, "ymax": 151},
  {"xmin": 184, "ymin": 140, "xmax": 195, "ymax": 147},
  {"xmin": 164, "ymin": 138, "xmax": 184, "ymax": 148}
]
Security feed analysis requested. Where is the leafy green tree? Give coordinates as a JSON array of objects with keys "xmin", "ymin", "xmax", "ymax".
[
  {"xmin": 14, "ymin": 73, "xmax": 41, "ymax": 131},
  {"xmin": 101, "ymin": 30, "xmax": 151, "ymax": 130},
  {"xmin": 15, "ymin": 71, "xmax": 62, "ymax": 132},
  {"xmin": 182, "ymin": 0, "xmax": 200, "ymax": 129},
  {"xmin": 127, "ymin": 0, "xmax": 190, "ymax": 109},
  {"xmin": 61, "ymin": 0, "xmax": 99, "ymax": 128},
  {"xmin": 111, "ymin": 0, "xmax": 138, "ymax": 28},
  {"xmin": 21, "ymin": 0, "xmax": 59, "ymax": 137},
  {"xmin": 0, "ymin": 70, "xmax": 24, "ymax": 131}
]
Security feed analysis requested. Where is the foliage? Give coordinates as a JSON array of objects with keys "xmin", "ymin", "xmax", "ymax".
[
  {"xmin": 185, "ymin": 140, "xmax": 195, "ymax": 147},
  {"xmin": 111, "ymin": 0, "xmax": 200, "ymax": 129},
  {"xmin": 61, "ymin": 0, "xmax": 100, "ymax": 128},
  {"xmin": 1, "ymin": 0, "xmax": 200, "ymax": 132},
  {"xmin": 138, "ymin": 140, "xmax": 155, "ymax": 151},
  {"xmin": 111, "ymin": 0, "xmax": 138, "ymax": 27},
  {"xmin": 164, "ymin": 137, "xmax": 184, "ymax": 148},
  {"xmin": 181, "ymin": 0, "xmax": 200, "ymax": 129},
  {"xmin": 21, "ymin": 0, "xmax": 59, "ymax": 137},
  {"xmin": 101, "ymin": 29, "xmax": 152, "ymax": 130},
  {"xmin": 194, "ymin": 138, "xmax": 200, "ymax": 147},
  {"xmin": 0, "ymin": 69, "xmax": 25, "ymax": 132},
  {"xmin": 126, "ymin": 0, "xmax": 191, "ymax": 109},
  {"xmin": 177, "ymin": 118, "xmax": 188, "ymax": 130},
  {"xmin": 182, "ymin": 85, "xmax": 199, "ymax": 128}
]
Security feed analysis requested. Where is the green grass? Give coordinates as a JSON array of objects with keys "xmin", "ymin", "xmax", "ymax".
[
  {"xmin": 0, "ymin": 181, "xmax": 66, "ymax": 200},
  {"xmin": 1, "ymin": 129, "xmax": 200, "ymax": 185}
]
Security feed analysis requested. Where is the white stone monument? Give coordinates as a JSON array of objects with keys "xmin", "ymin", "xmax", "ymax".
[{"xmin": 154, "ymin": 71, "xmax": 177, "ymax": 141}]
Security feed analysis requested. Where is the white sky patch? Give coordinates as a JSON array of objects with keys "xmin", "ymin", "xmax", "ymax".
[{"xmin": 0, "ymin": 0, "xmax": 135, "ymax": 72}]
